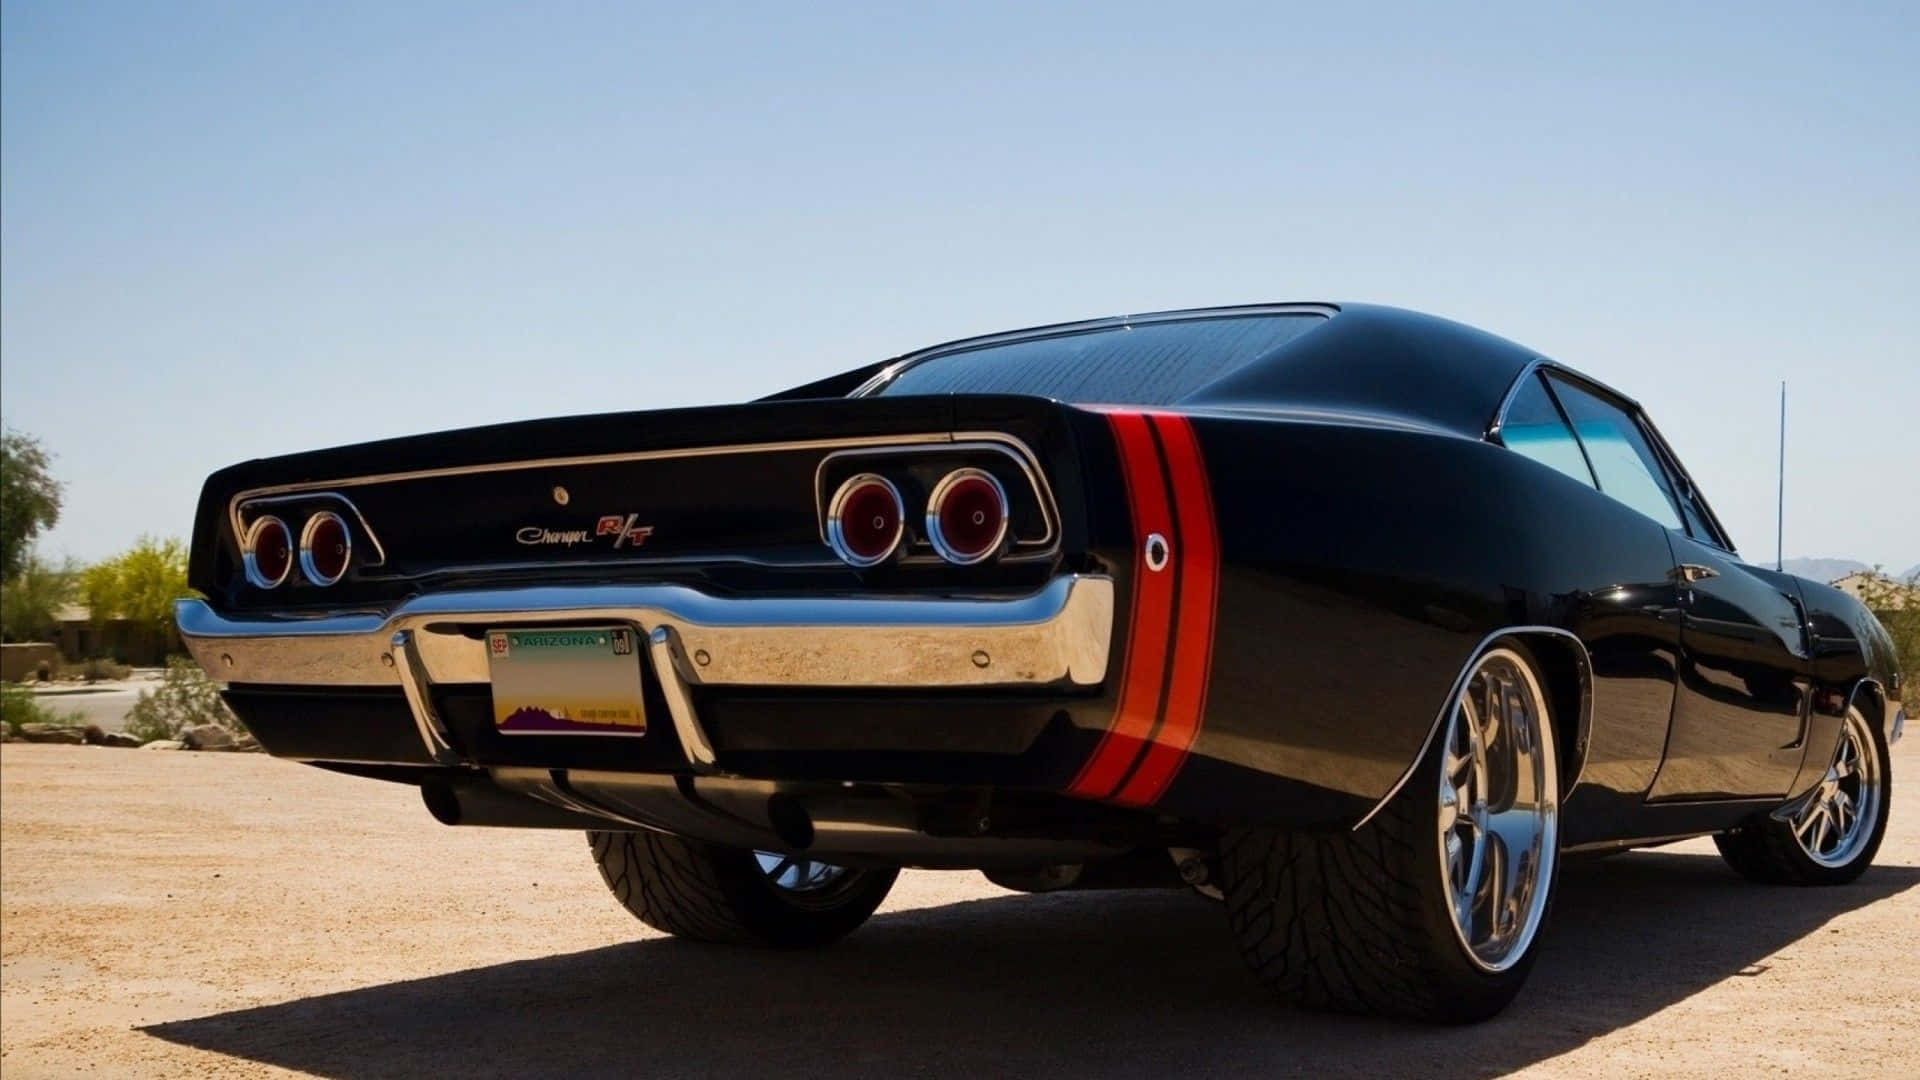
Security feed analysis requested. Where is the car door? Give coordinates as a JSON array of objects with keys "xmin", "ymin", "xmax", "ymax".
[{"xmin": 1546, "ymin": 373, "xmax": 1810, "ymax": 800}]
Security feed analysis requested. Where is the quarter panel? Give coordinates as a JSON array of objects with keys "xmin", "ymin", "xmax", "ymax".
[{"xmin": 1130, "ymin": 415, "xmax": 1680, "ymax": 837}]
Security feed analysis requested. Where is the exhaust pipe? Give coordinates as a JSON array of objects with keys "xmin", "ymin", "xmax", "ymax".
[
  {"xmin": 421, "ymin": 776, "xmax": 626, "ymax": 830},
  {"xmin": 510, "ymin": 770, "xmax": 1127, "ymax": 867}
]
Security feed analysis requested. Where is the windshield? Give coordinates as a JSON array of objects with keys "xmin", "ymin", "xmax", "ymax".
[{"xmin": 871, "ymin": 313, "xmax": 1326, "ymax": 404}]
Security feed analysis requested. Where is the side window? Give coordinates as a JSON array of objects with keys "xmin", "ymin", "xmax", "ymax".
[
  {"xmin": 1664, "ymin": 464, "xmax": 1718, "ymax": 544},
  {"xmin": 1546, "ymin": 375, "xmax": 1684, "ymax": 530},
  {"xmin": 1499, "ymin": 373, "xmax": 1596, "ymax": 488}
]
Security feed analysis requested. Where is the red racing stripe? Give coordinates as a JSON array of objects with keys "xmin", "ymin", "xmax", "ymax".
[
  {"xmin": 1067, "ymin": 411, "xmax": 1175, "ymax": 799},
  {"xmin": 1112, "ymin": 413, "xmax": 1218, "ymax": 807}
]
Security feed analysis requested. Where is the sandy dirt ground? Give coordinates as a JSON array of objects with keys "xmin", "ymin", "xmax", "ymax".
[{"xmin": 2, "ymin": 739, "xmax": 1916, "ymax": 1079}]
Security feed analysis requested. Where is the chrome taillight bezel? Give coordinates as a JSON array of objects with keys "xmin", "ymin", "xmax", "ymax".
[
  {"xmin": 826, "ymin": 473, "xmax": 906, "ymax": 567},
  {"xmin": 242, "ymin": 515, "xmax": 294, "ymax": 589},
  {"xmin": 298, "ymin": 510, "xmax": 353, "ymax": 586},
  {"xmin": 925, "ymin": 467, "xmax": 1010, "ymax": 566}
]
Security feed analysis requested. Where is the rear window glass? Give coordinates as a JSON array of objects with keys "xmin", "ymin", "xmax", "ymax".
[{"xmin": 872, "ymin": 314, "xmax": 1325, "ymax": 404}]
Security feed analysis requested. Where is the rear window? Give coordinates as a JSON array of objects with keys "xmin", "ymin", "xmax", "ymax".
[{"xmin": 871, "ymin": 314, "xmax": 1325, "ymax": 404}]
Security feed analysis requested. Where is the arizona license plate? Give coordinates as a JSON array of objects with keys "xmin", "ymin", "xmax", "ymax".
[{"xmin": 487, "ymin": 627, "xmax": 647, "ymax": 736}]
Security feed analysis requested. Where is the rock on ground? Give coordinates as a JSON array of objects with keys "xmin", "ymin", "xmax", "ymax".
[
  {"xmin": 16, "ymin": 723, "xmax": 85, "ymax": 744},
  {"xmin": 138, "ymin": 739, "xmax": 185, "ymax": 750},
  {"xmin": 180, "ymin": 724, "xmax": 235, "ymax": 751}
]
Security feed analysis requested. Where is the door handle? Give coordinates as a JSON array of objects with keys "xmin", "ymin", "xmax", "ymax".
[{"xmin": 1669, "ymin": 564, "xmax": 1718, "ymax": 584}]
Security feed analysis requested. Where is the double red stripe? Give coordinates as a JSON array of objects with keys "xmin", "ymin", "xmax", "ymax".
[{"xmin": 1068, "ymin": 411, "xmax": 1219, "ymax": 807}]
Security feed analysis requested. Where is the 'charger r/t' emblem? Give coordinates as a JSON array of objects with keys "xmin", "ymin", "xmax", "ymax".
[{"xmin": 596, "ymin": 513, "xmax": 655, "ymax": 550}]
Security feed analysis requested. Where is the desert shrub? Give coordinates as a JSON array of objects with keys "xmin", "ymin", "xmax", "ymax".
[
  {"xmin": 59, "ymin": 657, "xmax": 132, "ymax": 682},
  {"xmin": 123, "ymin": 657, "xmax": 238, "ymax": 742},
  {"xmin": 1, "ymin": 682, "xmax": 81, "ymax": 733},
  {"xmin": 1857, "ymin": 571, "xmax": 1918, "ymax": 704}
]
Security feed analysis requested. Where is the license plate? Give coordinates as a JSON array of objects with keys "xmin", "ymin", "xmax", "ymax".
[{"xmin": 487, "ymin": 627, "xmax": 647, "ymax": 736}]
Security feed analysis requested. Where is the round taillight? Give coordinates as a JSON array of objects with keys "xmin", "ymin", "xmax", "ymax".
[
  {"xmin": 299, "ymin": 511, "xmax": 353, "ymax": 586},
  {"xmin": 926, "ymin": 468, "xmax": 1009, "ymax": 565},
  {"xmin": 244, "ymin": 516, "xmax": 293, "ymax": 589},
  {"xmin": 826, "ymin": 473, "xmax": 904, "ymax": 567}
]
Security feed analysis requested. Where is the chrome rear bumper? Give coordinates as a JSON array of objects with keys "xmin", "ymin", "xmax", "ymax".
[{"xmin": 176, "ymin": 575, "xmax": 1114, "ymax": 769}]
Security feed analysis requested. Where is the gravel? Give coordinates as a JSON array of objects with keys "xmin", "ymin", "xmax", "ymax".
[{"xmin": 2, "ymin": 737, "xmax": 1916, "ymax": 1078}]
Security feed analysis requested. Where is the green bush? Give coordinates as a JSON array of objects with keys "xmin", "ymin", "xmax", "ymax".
[
  {"xmin": 1857, "ymin": 571, "xmax": 1918, "ymax": 704},
  {"xmin": 123, "ymin": 658, "xmax": 238, "ymax": 742},
  {"xmin": 1, "ymin": 682, "xmax": 81, "ymax": 734}
]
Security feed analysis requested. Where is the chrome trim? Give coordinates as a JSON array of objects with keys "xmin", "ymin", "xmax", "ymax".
[
  {"xmin": 227, "ymin": 432, "xmax": 953, "ymax": 533},
  {"xmin": 1894, "ymin": 707, "xmax": 1905, "ymax": 745},
  {"xmin": 1143, "ymin": 533, "xmax": 1170, "ymax": 573},
  {"xmin": 924, "ymin": 468, "xmax": 1010, "ymax": 566},
  {"xmin": 235, "ymin": 491, "xmax": 387, "ymax": 568},
  {"xmin": 1483, "ymin": 357, "xmax": 1546, "ymax": 445},
  {"xmin": 242, "ymin": 516, "xmax": 293, "ymax": 590},
  {"xmin": 813, "ymin": 435, "xmax": 1061, "ymax": 556},
  {"xmin": 1353, "ymin": 626, "xmax": 1593, "ymax": 832},
  {"xmin": 178, "ymin": 574, "xmax": 1114, "ymax": 690},
  {"xmin": 389, "ymin": 630, "xmax": 462, "ymax": 765},
  {"xmin": 824, "ymin": 473, "xmax": 905, "ymax": 567},
  {"xmin": 298, "ymin": 511, "xmax": 353, "ymax": 587},
  {"xmin": 226, "ymin": 431, "xmax": 1058, "ymax": 574},
  {"xmin": 648, "ymin": 625, "xmax": 717, "ymax": 770},
  {"xmin": 181, "ymin": 576, "xmax": 1113, "ymax": 768}
]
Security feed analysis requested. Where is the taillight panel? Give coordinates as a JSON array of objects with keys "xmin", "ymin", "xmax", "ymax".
[
  {"xmin": 814, "ymin": 441, "xmax": 1055, "ymax": 568},
  {"xmin": 234, "ymin": 493, "xmax": 379, "ymax": 593}
]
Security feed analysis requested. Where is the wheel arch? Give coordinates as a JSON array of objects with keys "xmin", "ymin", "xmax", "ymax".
[
  {"xmin": 1351, "ymin": 625, "xmax": 1592, "ymax": 832},
  {"xmin": 1848, "ymin": 677, "xmax": 1891, "ymax": 742}
]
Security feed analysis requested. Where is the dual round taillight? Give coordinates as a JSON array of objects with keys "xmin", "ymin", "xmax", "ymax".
[
  {"xmin": 243, "ymin": 516, "xmax": 293, "ymax": 589},
  {"xmin": 925, "ymin": 468, "xmax": 1009, "ymax": 565},
  {"xmin": 245, "ymin": 511, "xmax": 351, "ymax": 589},
  {"xmin": 826, "ymin": 474, "xmax": 905, "ymax": 567},
  {"xmin": 299, "ymin": 511, "xmax": 352, "ymax": 585},
  {"xmin": 825, "ymin": 468, "xmax": 1009, "ymax": 568}
]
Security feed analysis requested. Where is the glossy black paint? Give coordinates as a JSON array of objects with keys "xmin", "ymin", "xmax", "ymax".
[
  {"xmin": 1649, "ymin": 536, "xmax": 1811, "ymax": 801},
  {"xmin": 187, "ymin": 303, "xmax": 1899, "ymax": 853},
  {"xmin": 189, "ymin": 394, "xmax": 1086, "ymax": 614}
]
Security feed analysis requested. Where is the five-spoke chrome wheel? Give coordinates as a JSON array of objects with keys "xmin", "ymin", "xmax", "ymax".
[
  {"xmin": 1787, "ymin": 707, "xmax": 1883, "ymax": 869},
  {"xmin": 1436, "ymin": 647, "xmax": 1560, "ymax": 973}
]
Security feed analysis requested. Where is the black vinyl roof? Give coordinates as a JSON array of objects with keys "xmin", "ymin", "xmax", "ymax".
[{"xmin": 767, "ymin": 303, "xmax": 1543, "ymax": 440}]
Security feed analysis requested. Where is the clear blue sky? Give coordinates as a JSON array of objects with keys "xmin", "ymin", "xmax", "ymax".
[{"xmin": 3, "ymin": 2, "xmax": 1915, "ymax": 570}]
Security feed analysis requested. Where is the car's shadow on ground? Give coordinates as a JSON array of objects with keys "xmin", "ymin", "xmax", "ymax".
[{"xmin": 145, "ymin": 851, "xmax": 1918, "ymax": 1079}]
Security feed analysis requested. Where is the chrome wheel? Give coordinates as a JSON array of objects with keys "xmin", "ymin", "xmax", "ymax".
[
  {"xmin": 1788, "ymin": 707, "xmax": 1883, "ymax": 868},
  {"xmin": 1436, "ymin": 647, "xmax": 1559, "ymax": 973},
  {"xmin": 754, "ymin": 851, "xmax": 853, "ymax": 894}
]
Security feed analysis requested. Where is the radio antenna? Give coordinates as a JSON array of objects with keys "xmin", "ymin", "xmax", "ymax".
[{"xmin": 1776, "ymin": 381, "xmax": 1786, "ymax": 572}]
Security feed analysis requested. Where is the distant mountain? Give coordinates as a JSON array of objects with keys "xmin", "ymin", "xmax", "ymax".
[
  {"xmin": 1903, "ymin": 563, "xmax": 1920, "ymax": 581},
  {"xmin": 1779, "ymin": 557, "xmax": 1870, "ymax": 583}
]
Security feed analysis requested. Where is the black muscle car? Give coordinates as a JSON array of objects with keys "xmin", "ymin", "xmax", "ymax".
[{"xmin": 177, "ymin": 303, "xmax": 1902, "ymax": 1021}]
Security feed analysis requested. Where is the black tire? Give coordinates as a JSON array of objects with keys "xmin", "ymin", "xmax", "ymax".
[
  {"xmin": 1220, "ymin": 641, "xmax": 1562, "ymax": 1023},
  {"xmin": 588, "ymin": 830, "xmax": 897, "ymax": 947},
  {"xmin": 1715, "ymin": 704, "xmax": 1891, "ymax": 886}
]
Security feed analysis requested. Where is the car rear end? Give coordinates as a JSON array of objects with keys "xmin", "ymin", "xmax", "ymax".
[{"xmin": 177, "ymin": 393, "xmax": 1175, "ymax": 864}]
